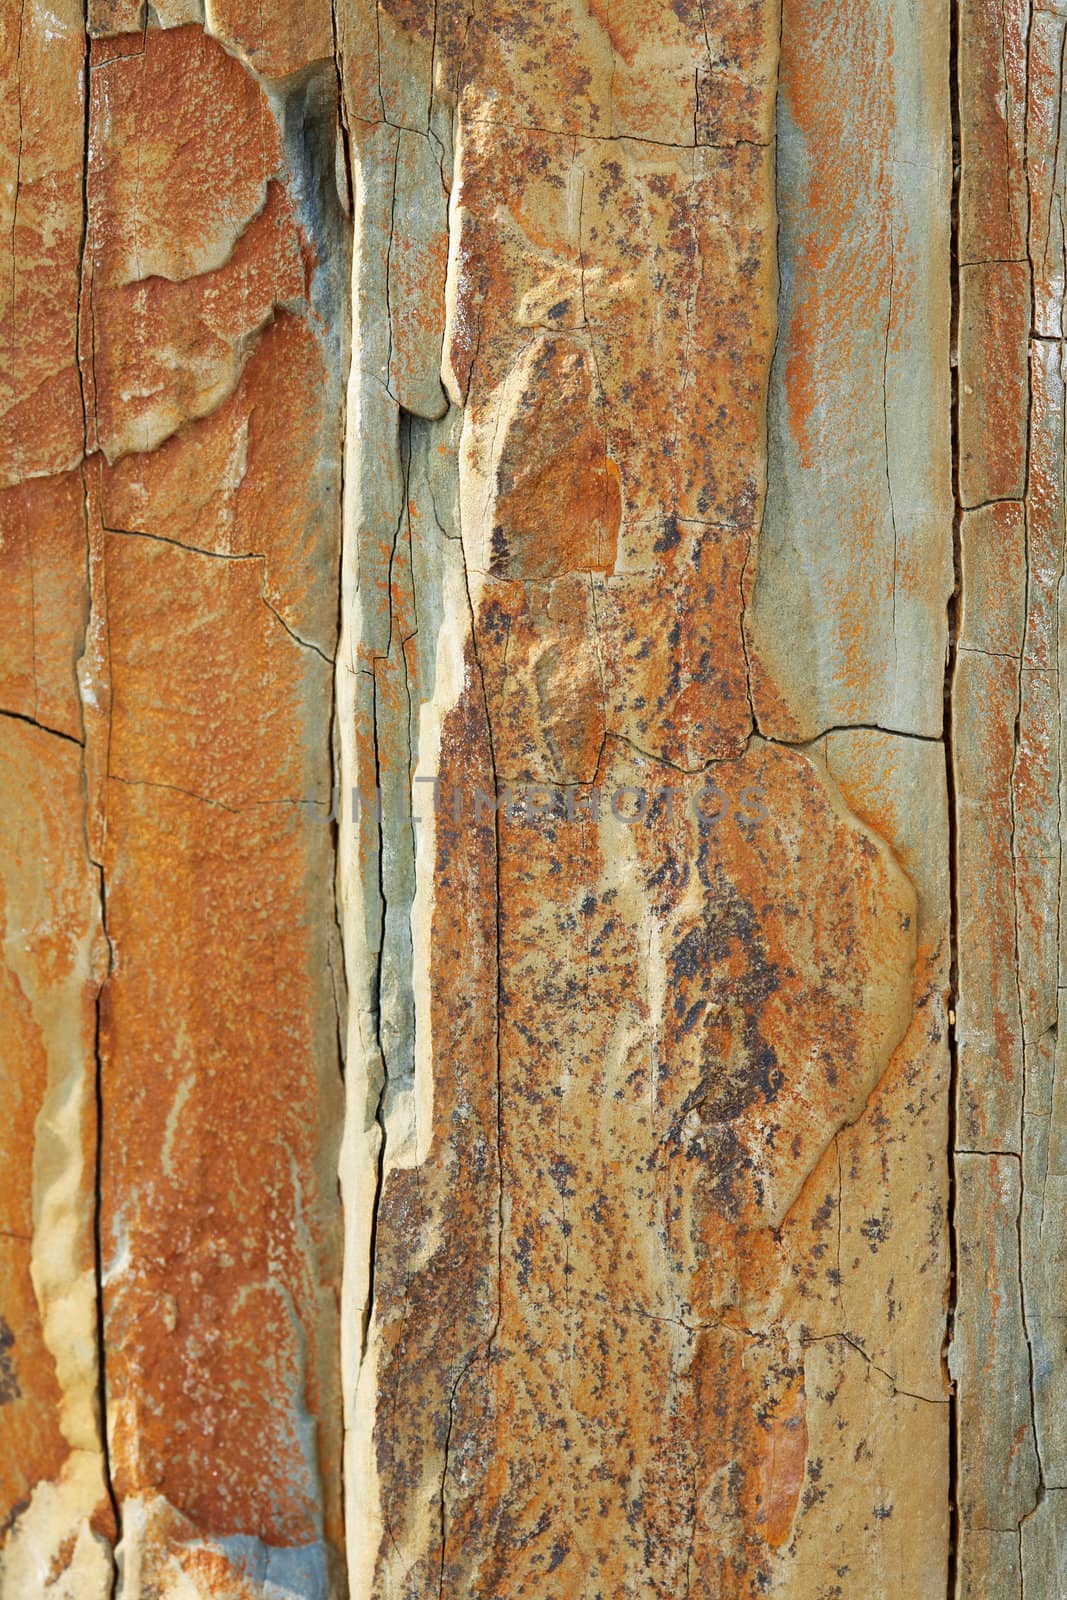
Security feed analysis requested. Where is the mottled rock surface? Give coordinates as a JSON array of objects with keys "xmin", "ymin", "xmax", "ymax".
[
  {"xmin": 1, "ymin": 5, "xmax": 347, "ymax": 1597},
  {"xmin": 0, "ymin": 1, "xmax": 1061, "ymax": 1598},
  {"xmin": 339, "ymin": 3, "xmax": 951, "ymax": 1599}
]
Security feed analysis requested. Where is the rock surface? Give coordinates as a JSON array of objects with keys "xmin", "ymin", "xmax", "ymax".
[
  {"xmin": 339, "ymin": 3, "xmax": 951, "ymax": 1598},
  {"xmin": 950, "ymin": 2, "xmax": 1067, "ymax": 1593},
  {"xmin": 0, "ymin": 2, "xmax": 1060, "ymax": 1598},
  {"xmin": 1, "ymin": 5, "xmax": 347, "ymax": 1596}
]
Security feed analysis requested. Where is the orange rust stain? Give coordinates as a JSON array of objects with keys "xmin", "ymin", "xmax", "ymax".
[
  {"xmin": 77, "ymin": 15, "xmax": 346, "ymax": 1565},
  {"xmin": 0, "ymin": 0, "xmax": 85, "ymax": 486}
]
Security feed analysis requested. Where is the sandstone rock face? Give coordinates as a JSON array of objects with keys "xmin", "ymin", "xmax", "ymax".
[{"xmin": 0, "ymin": 2, "xmax": 1059, "ymax": 1598}]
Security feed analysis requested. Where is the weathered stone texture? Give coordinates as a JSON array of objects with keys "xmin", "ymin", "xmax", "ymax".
[
  {"xmin": 2, "ymin": 4, "xmax": 348, "ymax": 1596},
  {"xmin": 0, "ymin": 0, "xmax": 86, "ymax": 489},
  {"xmin": 83, "ymin": 18, "xmax": 347, "ymax": 1592},
  {"xmin": 953, "ymin": 1156, "xmax": 1041, "ymax": 1535},
  {"xmin": 952, "ymin": 2, "xmax": 1067, "ymax": 1594},
  {"xmin": 339, "ymin": 3, "xmax": 951, "ymax": 1598},
  {"xmin": 0, "ymin": 722, "xmax": 113, "ymax": 1598},
  {"xmin": 5, "ymin": 0, "xmax": 1062, "ymax": 1596},
  {"xmin": 958, "ymin": 261, "xmax": 1030, "ymax": 509},
  {"xmin": 745, "ymin": 0, "xmax": 953, "ymax": 741}
]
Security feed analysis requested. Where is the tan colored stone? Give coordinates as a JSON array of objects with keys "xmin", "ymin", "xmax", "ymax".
[
  {"xmin": 771, "ymin": 1339, "xmax": 948, "ymax": 1597},
  {"xmin": 27, "ymin": 15, "xmax": 349, "ymax": 1592},
  {"xmin": 444, "ymin": 112, "xmax": 774, "ymax": 770},
  {"xmin": 951, "ymin": 11, "xmax": 1067, "ymax": 1599},
  {"xmin": 11, "ymin": 0, "xmax": 1063, "ymax": 1592},
  {"xmin": 0, "ymin": 473, "xmax": 88, "ymax": 743},
  {"xmin": 954, "ymin": 646, "xmax": 1025, "ymax": 1152},
  {"xmin": 94, "ymin": 541, "xmax": 344, "ymax": 1555},
  {"xmin": 388, "ymin": 130, "xmax": 449, "ymax": 420},
  {"xmin": 88, "ymin": 1, "xmax": 145, "ymax": 35},
  {"xmin": 959, "ymin": 500, "xmax": 1026, "ymax": 658},
  {"xmin": 819, "ymin": 728, "xmax": 951, "ymax": 1394},
  {"xmin": 0, "ymin": 719, "xmax": 113, "ymax": 1595},
  {"xmin": 84, "ymin": 29, "xmax": 309, "ymax": 464},
  {"xmin": 338, "ymin": 7, "xmax": 953, "ymax": 1597},
  {"xmin": 205, "ymin": 0, "xmax": 333, "ymax": 78},
  {"xmin": 1022, "ymin": 1488, "xmax": 1067, "ymax": 1594},
  {"xmin": 1027, "ymin": 8, "xmax": 1067, "ymax": 338},
  {"xmin": 0, "ymin": 0, "xmax": 86, "ymax": 489},
  {"xmin": 953, "ymin": 1155, "xmax": 1040, "ymax": 1535},
  {"xmin": 100, "ymin": 311, "xmax": 341, "ymax": 654},
  {"xmin": 959, "ymin": 1529, "xmax": 1023, "ymax": 1600}
]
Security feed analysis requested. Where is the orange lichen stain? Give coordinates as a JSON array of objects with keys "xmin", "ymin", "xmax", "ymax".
[
  {"xmin": 46, "ymin": 1532, "xmax": 80, "ymax": 1584},
  {"xmin": 1008, "ymin": 1418, "xmax": 1032, "ymax": 1465},
  {"xmin": 91, "ymin": 180, "xmax": 308, "ymax": 461},
  {"xmin": 102, "ymin": 311, "xmax": 339, "ymax": 649},
  {"xmin": 83, "ymin": 17, "xmax": 345, "ymax": 1564},
  {"xmin": 87, "ymin": 26, "xmax": 283, "ymax": 290},
  {"xmin": 586, "ymin": 0, "xmax": 644, "ymax": 64},
  {"xmin": 206, "ymin": 0, "xmax": 334, "ymax": 79},
  {"xmin": 0, "ymin": 0, "xmax": 86, "ymax": 486},
  {"xmin": 752, "ymin": 1367, "xmax": 808, "ymax": 1549},
  {"xmin": 959, "ymin": 261, "xmax": 1030, "ymax": 504},
  {"xmin": 490, "ymin": 337, "xmax": 621, "ymax": 580}
]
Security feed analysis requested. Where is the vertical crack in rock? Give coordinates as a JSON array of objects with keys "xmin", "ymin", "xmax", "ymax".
[
  {"xmin": 79, "ymin": 1, "xmax": 121, "ymax": 1585},
  {"xmin": 361, "ymin": 406, "xmax": 413, "ymax": 1370},
  {"xmin": 0, "ymin": 0, "xmax": 988, "ymax": 1593},
  {"xmin": 324, "ymin": 20, "xmax": 352, "ymax": 1552},
  {"xmin": 89, "ymin": 847, "xmax": 120, "ymax": 1596},
  {"xmin": 946, "ymin": 4, "xmax": 962, "ymax": 1594},
  {"xmin": 362, "ymin": 657, "xmax": 388, "ymax": 1370},
  {"xmin": 739, "ymin": 0, "xmax": 784, "ymax": 743},
  {"xmin": 952, "ymin": 0, "xmax": 1067, "ymax": 1585},
  {"xmin": 330, "ymin": 0, "xmax": 354, "ymax": 219},
  {"xmin": 64, "ymin": 16, "xmax": 351, "ymax": 1591},
  {"xmin": 1010, "ymin": 111, "xmax": 1044, "ymax": 1544},
  {"xmin": 339, "ymin": 4, "xmax": 956, "ymax": 1593}
]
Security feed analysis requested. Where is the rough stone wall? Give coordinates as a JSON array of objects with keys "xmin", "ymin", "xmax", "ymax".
[{"xmin": 0, "ymin": 2, "xmax": 1058, "ymax": 1598}]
